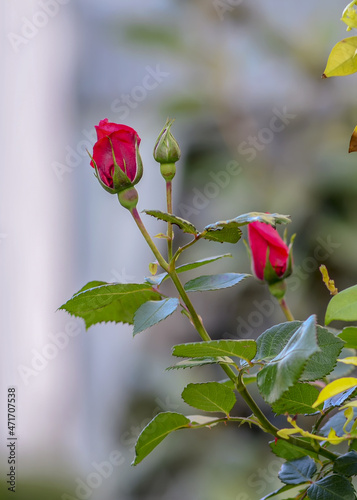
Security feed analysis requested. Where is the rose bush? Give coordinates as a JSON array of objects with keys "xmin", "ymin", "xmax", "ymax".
[
  {"xmin": 248, "ymin": 220, "xmax": 293, "ymax": 284},
  {"xmin": 90, "ymin": 119, "xmax": 143, "ymax": 193}
]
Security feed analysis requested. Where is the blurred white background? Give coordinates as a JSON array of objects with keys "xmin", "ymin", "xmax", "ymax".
[{"xmin": 1, "ymin": 1, "xmax": 357, "ymax": 499}]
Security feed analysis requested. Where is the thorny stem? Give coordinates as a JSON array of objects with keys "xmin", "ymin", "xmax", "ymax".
[
  {"xmin": 189, "ymin": 416, "xmax": 257, "ymax": 430},
  {"xmin": 131, "ymin": 208, "xmax": 169, "ymax": 273},
  {"xmin": 132, "ymin": 208, "xmax": 338, "ymax": 462}
]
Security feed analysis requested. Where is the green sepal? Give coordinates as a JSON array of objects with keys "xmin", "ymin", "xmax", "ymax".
[
  {"xmin": 109, "ymin": 137, "xmax": 134, "ymax": 192},
  {"xmin": 134, "ymin": 136, "xmax": 143, "ymax": 184},
  {"xmin": 263, "ymin": 233, "xmax": 294, "ymax": 288},
  {"xmin": 87, "ymin": 151, "xmax": 118, "ymax": 194}
]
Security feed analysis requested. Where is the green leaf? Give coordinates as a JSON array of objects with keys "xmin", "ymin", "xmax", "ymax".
[
  {"xmin": 144, "ymin": 210, "xmax": 197, "ymax": 234},
  {"xmin": 321, "ymin": 408, "xmax": 357, "ymax": 437},
  {"xmin": 133, "ymin": 298, "xmax": 179, "ymax": 335},
  {"xmin": 205, "ymin": 212, "xmax": 291, "ymax": 230},
  {"xmin": 75, "ymin": 280, "xmax": 107, "ymax": 292},
  {"xmin": 300, "ymin": 326, "xmax": 344, "ymax": 381},
  {"xmin": 278, "ymin": 456, "xmax": 317, "ymax": 485},
  {"xmin": 234, "ymin": 212, "xmax": 291, "ymax": 226},
  {"xmin": 256, "ymin": 321, "xmax": 301, "ymax": 361},
  {"xmin": 338, "ymin": 327, "xmax": 357, "ymax": 349},
  {"xmin": 269, "ymin": 440, "xmax": 318, "ymax": 461},
  {"xmin": 60, "ymin": 282, "xmax": 161, "ymax": 329},
  {"xmin": 271, "ymin": 383, "xmax": 321, "ymax": 415},
  {"xmin": 184, "ymin": 273, "xmax": 249, "ymax": 292},
  {"xmin": 133, "ymin": 412, "xmax": 190, "ymax": 465},
  {"xmin": 307, "ymin": 474, "xmax": 356, "ymax": 500},
  {"xmin": 145, "ymin": 253, "xmax": 232, "ymax": 286},
  {"xmin": 256, "ymin": 322, "xmax": 343, "ymax": 380},
  {"xmin": 323, "ymin": 37, "xmax": 357, "ymax": 78},
  {"xmin": 167, "ymin": 356, "xmax": 235, "ymax": 370},
  {"xmin": 202, "ymin": 221, "xmax": 242, "ymax": 243},
  {"xmin": 333, "ymin": 451, "xmax": 357, "ymax": 477},
  {"xmin": 325, "ymin": 285, "xmax": 357, "ymax": 324},
  {"xmin": 201, "ymin": 211, "xmax": 290, "ymax": 244},
  {"xmin": 181, "ymin": 382, "xmax": 236, "ymax": 414},
  {"xmin": 172, "ymin": 340, "xmax": 257, "ymax": 363},
  {"xmin": 257, "ymin": 316, "xmax": 320, "ymax": 404}
]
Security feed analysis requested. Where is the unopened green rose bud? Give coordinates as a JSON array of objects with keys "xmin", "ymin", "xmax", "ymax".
[
  {"xmin": 118, "ymin": 186, "xmax": 139, "ymax": 211},
  {"xmin": 153, "ymin": 118, "xmax": 181, "ymax": 167}
]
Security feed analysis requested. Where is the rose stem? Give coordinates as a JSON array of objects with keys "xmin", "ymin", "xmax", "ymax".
[
  {"xmin": 278, "ymin": 297, "xmax": 295, "ymax": 321},
  {"xmin": 130, "ymin": 208, "xmax": 169, "ymax": 272},
  {"xmin": 166, "ymin": 180, "xmax": 173, "ymax": 261}
]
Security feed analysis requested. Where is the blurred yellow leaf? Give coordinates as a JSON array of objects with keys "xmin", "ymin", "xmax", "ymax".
[
  {"xmin": 343, "ymin": 407, "xmax": 354, "ymax": 432},
  {"xmin": 337, "ymin": 356, "xmax": 357, "ymax": 365},
  {"xmin": 312, "ymin": 377, "xmax": 357, "ymax": 407},
  {"xmin": 349, "ymin": 125, "xmax": 357, "ymax": 153},
  {"xmin": 341, "ymin": 1, "xmax": 357, "ymax": 31},
  {"xmin": 327, "ymin": 428, "xmax": 346, "ymax": 444},
  {"xmin": 342, "ymin": 401, "xmax": 357, "ymax": 412},
  {"xmin": 277, "ymin": 427, "xmax": 298, "ymax": 439},
  {"xmin": 322, "ymin": 37, "xmax": 357, "ymax": 78}
]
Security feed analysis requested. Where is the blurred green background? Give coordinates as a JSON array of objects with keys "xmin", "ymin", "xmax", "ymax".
[{"xmin": 2, "ymin": 1, "xmax": 357, "ymax": 499}]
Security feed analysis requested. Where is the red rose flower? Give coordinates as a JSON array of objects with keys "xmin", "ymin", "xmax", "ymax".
[
  {"xmin": 90, "ymin": 119, "xmax": 143, "ymax": 193},
  {"xmin": 248, "ymin": 221, "xmax": 292, "ymax": 283}
]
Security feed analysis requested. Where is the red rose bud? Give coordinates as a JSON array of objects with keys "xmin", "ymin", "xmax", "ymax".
[
  {"xmin": 248, "ymin": 221, "xmax": 293, "ymax": 286},
  {"xmin": 153, "ymin": 118, "xmax": 181, "ymax": 180},
  {"xmin": 90, "ymin": 119, "xmax": 143, "ymax": 194}
]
